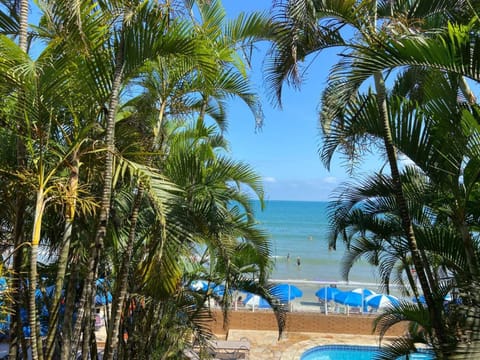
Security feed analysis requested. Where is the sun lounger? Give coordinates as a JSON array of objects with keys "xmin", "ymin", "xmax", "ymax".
[{"xmin": 209, "ymin": 339, "xmax": 250, "ymax": 359}]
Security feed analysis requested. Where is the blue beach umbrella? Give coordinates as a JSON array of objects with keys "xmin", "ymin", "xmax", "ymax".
[
  {"xmin": 271, "ymin": 283, "xmax": 303, "ymax": 302},
  {"xmin": 335, "ymin": 291, "xmax": 364, "ymax": 307},
  {"xmin": 315, "ymin": 287, "xmax": 340, "ymax": 301},
  {"xmin": 190, "ymin": 280, "xmax": 209, "ymax": 292},
  {"xmin": 189, "ymin": 281, "xmax": 228, "ymax": 297},
  {"xmin": 335, "ymin": 288, "xmax": 376, "ymax": 312},
  {"xmin": 0, "ymin": 277, "xmax": 6, "ymax": 292},
  {"xmin": 95, "ymin": 292, "xmax": 113, "ymax": 306},
  {"xmin": 315, "ymin": 286, "xmax": 340, "ymax": 314},
  {"xmin": 243, "ymin": 293, "xmax": 271, "ymax": 310},
  {"xmin": 211, "ymin": 284, "xmax": 229, "ymax": 297},
  {"xmin": 365, "ymin": 294, "xmax": 400, "ymax": 309},
  {"xmin": 412, "ymin": 295, "xmax": 426, "ymax": 304},
  {"xmin": 351, "ymin": 288, "xmax": 376, "ymax": 297},
  {"xmin": 95, "ymin": 278, "xmax": 112, "ymax": 305}
]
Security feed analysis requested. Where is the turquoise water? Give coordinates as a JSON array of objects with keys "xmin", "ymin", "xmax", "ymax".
[
  {"xmin": 300, "ymin": 345, "xmax": 434, "ymax": 360},
  {"xmin": 253, "ymin": 200, "xmax": 378, "ymax": 285}
]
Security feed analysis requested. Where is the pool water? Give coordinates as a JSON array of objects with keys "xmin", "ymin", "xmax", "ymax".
[{"xmin": 300, "ymin": 345, "xmax": 434, "ymax": 360}]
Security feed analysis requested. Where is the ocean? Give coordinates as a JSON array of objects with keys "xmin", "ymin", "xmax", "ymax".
[{"xmin": 252, "ymin": 200, "xmax": 379, "ymax": 286}]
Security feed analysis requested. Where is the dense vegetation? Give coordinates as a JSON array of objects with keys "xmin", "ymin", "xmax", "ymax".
[
  {"xmin": 268, "ymin": 0, "xmax": 480, "ymax": 359},
  {"xmin": 0, "ymin": 1, "xmax": 282, "ymax": 359},
  {"xmin": 3, "ymin": 0, "xmax": 480, "ymax": 359}
]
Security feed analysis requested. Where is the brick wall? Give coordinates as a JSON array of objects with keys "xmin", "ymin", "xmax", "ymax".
[{"xmin": 208, "ymin": 310, "xmax": 406, "ymax": 337}]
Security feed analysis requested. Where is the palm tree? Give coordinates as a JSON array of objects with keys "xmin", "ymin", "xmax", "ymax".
[
  {"xmin": 0, "ymin": 0, "xmax": 31, "ymax": 357},
  {"xmin": 323, "ymin": 58, "xmax": 480, "ymax": 355},
  {"xmin": 0, "ymin": 1, "xmax": 276, "ymax": 358},
  {"xmin": 101, "ymin": 3, "xmax": 272, "ymax": 356},
  {"xmin": 0, "ymin": 16, "xmax": 101, "ymax": 356},
  {"xmin": 50, "ymin": 2, "xmax": 204, "ymax": 357},
  {"xmin": 266, "ymin": 1, "xmax": 457, "ymax": 354}
]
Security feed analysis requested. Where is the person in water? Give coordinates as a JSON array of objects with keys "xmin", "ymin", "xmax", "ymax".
[{"xmin": 296, "ymin": 256, "xmax": 301, "ymax": 267}]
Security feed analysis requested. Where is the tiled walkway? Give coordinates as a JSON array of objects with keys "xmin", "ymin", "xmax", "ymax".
[{"xmin": 225, "ymin": 330, "xmax": 383, "ymax": 360}]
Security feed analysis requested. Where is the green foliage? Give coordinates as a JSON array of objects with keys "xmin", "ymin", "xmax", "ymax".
[{"xmin": 0, "ymin": 0, "xmax": 274, "ymax": 358}]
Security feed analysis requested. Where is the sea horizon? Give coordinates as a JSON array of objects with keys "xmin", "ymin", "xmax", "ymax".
[{"xmin": 251, "ymin": 199, "xmax": 380, "ymax": 286}]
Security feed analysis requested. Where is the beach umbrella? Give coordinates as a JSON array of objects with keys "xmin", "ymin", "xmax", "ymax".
[
  {"xmin": 271, "ymin": 283, "xmax": 303, "ymax": 302},
  {"xmin": 315, "ymin": 286, "xmax": 340, "ymax": 314},
  {"xmin": 335, "ymin": 288, "xmax": 375, "ymax": 313},
  {"xmin": 351, "ymin": 288, "xmax": 376, "ymax": 297},
  {"xmin": 315, "ymin": 287, "xmax": 340, "ymax": 301},
  {"xmin": 412, "ymin": 295, "xmax": 426, "ymax": 304},
  {"xmin": 95, "ymin": 292, "xmax": 113, "ymax": 306},
  {"xmin": 211, "ymin": 284, "xmax": 229, "ymax": 297},
  {"xmin": 365, "ymin": 294, "xmax": 400, "ymax": 309},
  {"xmin": 190, "ymin": 281, "xmax": 229, "ymax": 297},
  {"xmin": 35, "ymin": 285, "xmax": 57, "ymax": 300},
  {"xmin": 95, "ymin": 278, "xmax": 112, "ymax": 305},
  {"xmin": 334, "ymin": 291, "xmax": 364, "ymax": 307},
  {"xmin": 190, "ymin": 280, "xmax": 209, "ymax": 292},
  {"xmin": 243, "ymin": 293, "xmax": 271, "ymax": 310}
]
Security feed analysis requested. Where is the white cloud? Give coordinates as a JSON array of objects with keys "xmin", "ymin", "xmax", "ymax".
[
  {"xmin": 263, "ymin": 176, "xmax": 277, "ymax": 183},
  {"xmin": 322, "ymin": 176, "xmax": 338, "ymax": 184}
]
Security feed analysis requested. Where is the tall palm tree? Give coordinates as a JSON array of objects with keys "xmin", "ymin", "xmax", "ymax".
[
  {"xmin": 323, "ymin": 60, "xmax": 480, "ymax": 356},
  {"xmin": 0, "ymin": 0, "xmax": 31, "ymax": 357},
  {"xmin": 266, "ymin": 1, "xmax": 459, "ymax": 354},
  {"xmin": 0, "ymin": 1, "xmax": 276, "ymax": 358},
  {"xmin": 54, "ymin": 3, "xmax": 203, "ymax": 357},
  {"xmin": 101, "ymin": 3, "xmax": 271, "ymax": 356}
]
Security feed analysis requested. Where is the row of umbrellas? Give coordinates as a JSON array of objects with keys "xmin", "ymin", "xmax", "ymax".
[
  {"xmin": 243, "ymin": 283, "xmax": 303, "ymax": 310},
  {"xmin": 190, "ymin": 280, "xmax": 303, "ymax": 310},
  {"xmin": 190, "ymin": 281, "xmax": 411, "ymax": 312},
  {"xmin": 315, "ymin": 287, "xmax": 400, "ymax": 314}
]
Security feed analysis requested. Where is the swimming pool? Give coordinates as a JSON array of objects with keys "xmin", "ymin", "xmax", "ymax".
[{"xmin": 300, "ymin": 345, "xmax": 434, "ymax": 360}]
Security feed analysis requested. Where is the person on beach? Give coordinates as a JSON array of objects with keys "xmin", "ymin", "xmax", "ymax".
[
  {"xmin": 296, "ymin": 256, "xmax": 301, "ymax": 267},
  {"xmin": 236, "ymin": 296, "xmax": 243, "ymax": 308}
]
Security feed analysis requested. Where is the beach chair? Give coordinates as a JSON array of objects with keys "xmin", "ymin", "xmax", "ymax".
[
  {"xmin": 209, "ymin": 340, "xmax": 250, "ymax": 360},
  {"xmin": 183, "ymin": 349, "xmax": 201, "ymax": 359},
  {"xmin": 327, "ymin": 301, "xmax": 336, "ymax": 314},
  {"xmin": 349, "ymin": 306, "xmax": 361, "ymax": 314}
]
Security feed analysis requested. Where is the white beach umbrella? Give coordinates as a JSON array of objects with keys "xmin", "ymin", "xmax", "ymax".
[
  {"xmin": 190, "ymin": 280, "xmax": 209, "ymax": 291},
  {"xmin": 365, "ymin": 294, "xmax": 400, "ymax": 309},
  {"xmin": 243, "ymin": 293, "xmax": 271, "ymax": 311},
  {"xmin": 335, "ymin": 288, "xmax": 376, "ymax": 314},
  {"xmin": 351, "ymin": 288, "xmax": 376, "ymax": 297}
]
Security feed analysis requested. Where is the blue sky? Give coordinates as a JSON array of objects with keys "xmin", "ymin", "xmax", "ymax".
[
  {"xmin": 223, "ymin": 2, "xmax": 382, "ymax": 201},
  {"xmin": 26, "ymin": 1, "xmax": 382, "ymax": 202}
]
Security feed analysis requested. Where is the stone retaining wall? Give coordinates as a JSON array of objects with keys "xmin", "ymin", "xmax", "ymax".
[{"xmin": 208, "ymin": 310, "xmax": 406, "ymax": 337}]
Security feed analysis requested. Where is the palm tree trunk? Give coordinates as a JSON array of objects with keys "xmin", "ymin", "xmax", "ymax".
[
  {"xmin": 103, "ymin": 79, "xmax": 166, "ymax": 360},
  {"xmin": 29, "ymin": 190, "xmax": 46, "ymax": 360},
  {"xmin": 10, "ymin": 1, "xmax": 29, "ymax": 358},
  {"xmin": 374, "ymin": 72, "xmax": 449, "ymax": 356},
  {"xmin": 45, "ymin": 151, "xmax": 79, "ymax": 359},
  {"xmin": 104, "ymin": 185, "xmax": 145, "ymax": 360},
  {"xmin": 70, "ymin": 37, "xmax": 125, "ymax": 357},
  {"xmin": 9, "ymin": 203, "xmax": 26, "ymax": 360},
  {"xmin": 80, "ymin": 295, "xmax": 94, "ymax": 360},
  {"xmin": 60, "ymin": 258, "xmax": 80, "ymax": 359}
]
